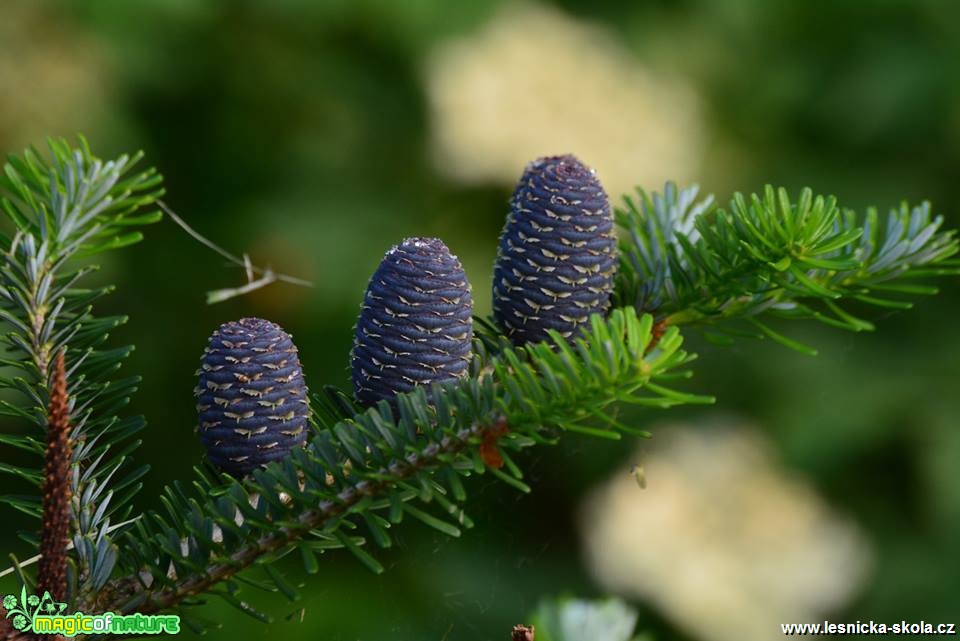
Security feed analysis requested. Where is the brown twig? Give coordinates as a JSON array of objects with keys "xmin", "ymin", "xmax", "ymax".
[{"xmin": 36, "ymin": 350, "xmax": 72, "ymax": 601}]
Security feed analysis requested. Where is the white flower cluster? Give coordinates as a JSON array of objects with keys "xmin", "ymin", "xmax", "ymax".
[
  {"xmin": 581, "ymin": 423, "xmax": 872, "ymax": 641},
  {"xmin": 425, "ymin": 2, "xmax": 704, "ymax": 199}
]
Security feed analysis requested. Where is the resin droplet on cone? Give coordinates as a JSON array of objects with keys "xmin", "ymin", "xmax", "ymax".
[
  {"xmin": 196, "ymin": 317, "xmax": 310, "ymax": 477},
  {"xmin": 493, "ymin": 154, "xmax": 617, "ymax": 344},
  {"xmin": 352, "ymin": 237, "xmax": 473, "ymax": 407}
]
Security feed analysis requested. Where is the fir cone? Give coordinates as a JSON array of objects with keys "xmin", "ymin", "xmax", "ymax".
[
  {"xmin": 352, "ymin": 237, "xmax": 473, "ymax": 407},
  {"xmin": 196, "ymin": 317, "xmax": 310, "ymax": 477},
  {"xmin": 493, "ymin": 154, "xmax": 617, "ymax": 344}
]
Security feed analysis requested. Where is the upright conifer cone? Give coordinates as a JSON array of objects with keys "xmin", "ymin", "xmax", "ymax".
[
  {"xmin": 196, "ymin": 317, "xmax": 310, "ymax": 477},
  {"xmin": 493, "ymin": 154, "xmax": 617, "ymax": 344},
  {"xmin": 352, "ymin": 237, "xmax": 473, "ymax": 407}
]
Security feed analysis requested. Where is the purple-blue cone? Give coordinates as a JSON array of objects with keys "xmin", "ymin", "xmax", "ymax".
[
  {"xmin": 492, "ymin": 154, "xmax": 617, "ymax": 345},
  {"xmin": 352, "ymin": 237, "xmax": 473, "ymax": 407},
  {"xmin": 195, "ymin": 317, "xmax": 310, "ymax": 477}
]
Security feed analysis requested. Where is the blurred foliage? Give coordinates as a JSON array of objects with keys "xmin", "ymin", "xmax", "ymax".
[{"xmin": 1, "ymin": 0, "xmax": 958, "ymax": 639}]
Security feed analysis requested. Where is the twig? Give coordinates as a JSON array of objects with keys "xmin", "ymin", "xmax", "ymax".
[
  {"xmin": 158, "ymin": 200, "xmax": 313, "ymax": 303},
  {"xmin": 205, "ymin": 271, "xmax": 278, "ymax": 304},
  {"xmin": 37, "ymin": 350, "xmax": 72, "ymax": 601}
]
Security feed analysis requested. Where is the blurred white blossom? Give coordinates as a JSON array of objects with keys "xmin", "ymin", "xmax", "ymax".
[
  {"xmin": 425, "ymin": 2, "xmax": 703, "ymax": 199},
  {"xmin": 581, "ymin": 423, "xmax": 871, "ymax": 641}
]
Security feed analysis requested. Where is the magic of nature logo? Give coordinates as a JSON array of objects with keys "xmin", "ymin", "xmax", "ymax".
[{"xmin": 2, "ymin": 588, "xmax": 180, "ymax": 636}]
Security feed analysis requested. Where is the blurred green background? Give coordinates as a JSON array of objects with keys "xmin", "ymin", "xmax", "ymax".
[{"xmin": 2, "ymin": 1, "xmax": 958, "ymax": 639}]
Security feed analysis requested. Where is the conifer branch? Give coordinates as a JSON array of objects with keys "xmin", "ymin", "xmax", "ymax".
[
  {"xmin": 98, "ymin": 420, "xmax": 491, "ymax": 615},
  {"xmin": 0, "ymin": 138, "xmax": 162, "ymax": 605},
  {"xmin": 614, "ymin": 182, "xmax": 959, "ymax": 351}
]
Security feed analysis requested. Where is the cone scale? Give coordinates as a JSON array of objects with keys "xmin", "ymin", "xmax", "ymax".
[{"xmin": 493, "ymin": 154, "xmax": 617, "ymax": 345}]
